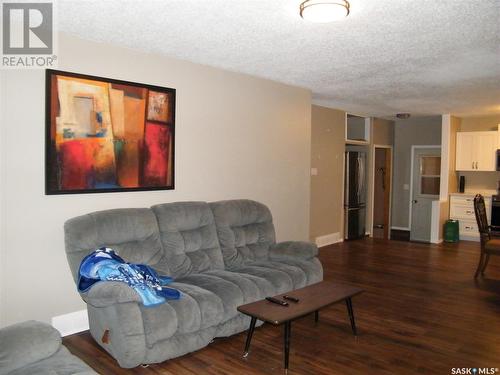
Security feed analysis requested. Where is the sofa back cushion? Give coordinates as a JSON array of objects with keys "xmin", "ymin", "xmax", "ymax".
[
  {"xmin": 209, "ymin": 199, "xmax": 276, "ymax": 269},
  {"xmin": 151, "ymin": 202, "xmax": 224, "ymax": 278},
  {"xmin": 64, "ymin": 208, "xmax": 164, "ymax": 283}
]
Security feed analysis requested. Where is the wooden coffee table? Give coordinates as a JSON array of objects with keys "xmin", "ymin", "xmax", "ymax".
[{"xmin": 237, "ymin": 281, "xmax": 363, "ymax": 373}]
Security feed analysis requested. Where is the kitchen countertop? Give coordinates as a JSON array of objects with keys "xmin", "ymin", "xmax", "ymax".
[{"xmin": 450, "ymin": 190, "xmax": 497, "ymax": 197}]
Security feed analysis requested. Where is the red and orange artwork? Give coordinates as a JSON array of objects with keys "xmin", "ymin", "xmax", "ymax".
[{"xmin": 46, "ymin": 70, "xmax": 175, "ymax": 194}]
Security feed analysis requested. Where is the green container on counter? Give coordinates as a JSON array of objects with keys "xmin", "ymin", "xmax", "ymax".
[{"xmin": 444, "ymin": 219, "xmax": 459, "ymax": 243}]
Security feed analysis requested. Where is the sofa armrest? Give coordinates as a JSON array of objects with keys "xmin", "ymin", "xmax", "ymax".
[
  {"xmin": 0, "ymin": 320, "xmax": 62, "ymax": 375},
  {"xmin": 82, "ymin": 281, "xmax": 142, "ymax": 307},
  {"xmin": 269, "ymin": 241, "xmax": 319, "ymax": 261}
]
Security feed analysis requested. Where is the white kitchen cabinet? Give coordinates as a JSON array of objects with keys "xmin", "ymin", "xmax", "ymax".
[
  {"xmin": 455, "ymin": 131, "xmax": 497, "ymax": 171},
  {"xmin": 449, "ymin": 194, "xmax": 491, "ymax": 241},
  {"xmin": 476, "ymin": 132, "xmax": 497, "ymax": 170},
  {"xmin": 455, "ymin": 132, "xmax": 475, "ymax": 171}
]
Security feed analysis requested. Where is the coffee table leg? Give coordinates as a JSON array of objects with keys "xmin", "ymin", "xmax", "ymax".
[
  {"xmin": 345, "ymin": 297, "xmax": 357, "ymax": 336},
  {"xmin": 284, "ymin": 321, "xmax": 291, "ymax": 373},
  {"xmin": 243, "ymin": 317, "xmax": 257, "ymax": 358},
  {"xmin": 314, "ymin": 310, "xmax": 319, "ymax": 323}
]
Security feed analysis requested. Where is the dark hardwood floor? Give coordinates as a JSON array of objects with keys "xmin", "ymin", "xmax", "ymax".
[{"xmin": 63, "ymin": 239, "xmax": 500, "ymax": 374}]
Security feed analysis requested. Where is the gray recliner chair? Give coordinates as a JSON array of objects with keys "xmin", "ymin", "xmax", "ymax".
[
  {"xmin": 0, "ymin": 320, "xmax": 97, "ymax": 375},
  {"xmin": 64, "ymin": 199, "xmax": 323, "ymax": 368}
]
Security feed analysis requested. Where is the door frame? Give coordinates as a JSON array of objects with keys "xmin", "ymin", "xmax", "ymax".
[
  {"xmin": 370, "ymin": 145, "xmax": 393, "ymax": 239},
  {"xmin": 408, "ymin": 145, "xmax": 441, "ymax": 232}
]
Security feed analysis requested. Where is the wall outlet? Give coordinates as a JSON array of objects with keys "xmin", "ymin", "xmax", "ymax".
[
  {"xmin": 403, "ymin": 184, "xmax": 409, "ymax": 190},
  {"xmin": 311, "ymin": 168, "xmax": 318, "ymax": 176}
]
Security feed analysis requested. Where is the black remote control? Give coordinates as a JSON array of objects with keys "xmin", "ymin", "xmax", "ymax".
[
  {"xmin": 265, "ymin": 297, "xmax": 289, "ymax": 306},
  {"xmin": 283, "ymin": 295, "xmax": 299, "ymax": 303}
]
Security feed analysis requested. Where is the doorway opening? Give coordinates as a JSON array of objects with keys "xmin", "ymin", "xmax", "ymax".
[{"xmin": 372, "ymin": 146, "xmax": 392, "ymax": 239}]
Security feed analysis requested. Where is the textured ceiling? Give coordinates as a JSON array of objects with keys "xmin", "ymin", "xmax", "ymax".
[{"xmin": 58, "ymin": 0, "xmax": 500, "ymax": 117}]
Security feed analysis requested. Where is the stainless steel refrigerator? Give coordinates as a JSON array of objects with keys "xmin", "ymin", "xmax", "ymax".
[{"xmin": 344, "ymin": 151, "xmax": 366, "ymax": 240}]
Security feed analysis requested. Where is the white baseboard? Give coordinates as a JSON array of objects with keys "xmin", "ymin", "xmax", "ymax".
[
  {"xmin": 315, "ymin": 232, "xmax": 342, "ymax": 248},
  {"xmin": 52, "ymin": 309, "xmax": 89, "ymax": 337},
  {"xmin": 391, "ymin": 226, "xmax": 410, "ymax": 231},
  {"xmin": 431, "ymin": 238, "xmax": 444, "ymax": 244}
]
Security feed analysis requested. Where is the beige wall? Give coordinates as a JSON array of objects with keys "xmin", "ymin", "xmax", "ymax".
[
  {"xmin": 457, "ymin": 114, "xmax": 500, "ymax": 193},
  {"xmin": 0, "ymin": 34, "xmax": 312, "ymax": 327},
  {"xmin": 458, "ymin": 172, "xmax": 499, "ymax": 192},
  {"xmin": 309, "ymin": 106, "xmax": 346, "ymax": 240},
  {"xmin": 459, "ymin": 114, "xmax": 500, "ymax": 132},
  {"xmin": 437, "ymin": 115, "xmax": 460, "ymax": 241},
  {"xmin": 448, "ymin": 116, "xmax": 461, "ymax": 194},
  {"xmin": 309, "ymin": 114, "xmax": 394, "ymax": 240},
  {"xmin": 372, "ymin": 118, "xmax": 394, "ymax": 146}
]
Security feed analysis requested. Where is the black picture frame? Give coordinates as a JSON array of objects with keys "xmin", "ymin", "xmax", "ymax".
[{"xmin": 45, "ymin": 69, "xmax": 176, "ymax": 195}]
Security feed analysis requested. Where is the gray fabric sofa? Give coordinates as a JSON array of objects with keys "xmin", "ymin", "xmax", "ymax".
[
  {"xmin": 64, "ymin": 199, "xmax": 323, "ymax": 368},
  {"xmin": 0, "ymin": 320, "xmax": 97, "ymax": 375}
]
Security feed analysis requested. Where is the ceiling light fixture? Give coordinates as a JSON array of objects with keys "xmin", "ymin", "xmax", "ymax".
[{"xmin": 300, "ymin": 0, "xmax": 350, "ymax": 23}]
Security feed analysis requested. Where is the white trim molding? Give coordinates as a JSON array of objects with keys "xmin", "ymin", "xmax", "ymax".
[
  {"xmin": 315, "ymin": 232, "xmax": 342, "ymax": 247},
  {"xmin": 440, "ymin": 115, "xmax": 451, "ymax": 201},
  {"xmin": 52, "ymin": 309, "xmax": 89, "ymax": 337},
  {"xmin": 391, "ymin": 226, "xmax": 410, "ymax": 231}
]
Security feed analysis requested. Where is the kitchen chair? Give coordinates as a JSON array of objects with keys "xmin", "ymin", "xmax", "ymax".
[{"xmin": 473, "ymin": 194, "xmax": 500, "ymax": 277}]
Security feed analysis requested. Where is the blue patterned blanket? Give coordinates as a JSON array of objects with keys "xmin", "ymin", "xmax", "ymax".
[{"xmin": 78, "ymin": 247, "xmax": 181, "ymax": 307}]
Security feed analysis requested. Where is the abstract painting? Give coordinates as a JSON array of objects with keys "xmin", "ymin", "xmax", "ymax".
[{"xmin": 45, "ymin": 70, "xmax": 175, "ymax": 194}]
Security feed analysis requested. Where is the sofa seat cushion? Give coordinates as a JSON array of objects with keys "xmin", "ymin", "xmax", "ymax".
[
  {"xmin": 175, "ymin": 275, "xmax": 243, "ymax": 323},
  {"xmin": 204, "ymin": 270, "xmax": 275, "ymax": 303},
  {"xmin": 143, "ymin": 326, "xmax": 216, "ymax": 365},
  {"xmin": 6, "ymin": 346, "xmax": 96, "ymax": 375},
  {"xmin": 167, "ymin": 282, "xmax": 225, "ymax": 334},
  {"xmin": 248, "ymin": 261, "xmax": 307, "ymax": 289},
  {"xmin": 140, "ymin": 301, "xmax": 178, "ymax": 348},
  {"xmin": 231, "ymin": 265, "xmax": 294, "ymax": 294},
  {"xmin": 142, "ymin": 281, "xmax": 226, "ymax": 346},
  {"xmin": 274, "ymin": 257, "xmax": 324, "ymax": 285},
  {"xmin": 269, "ymin": 241, "xmax": 319, "ymax": 260},
  {"xmin": 214, "ymin": 313, "xmax": 264, "ymax": 338}
]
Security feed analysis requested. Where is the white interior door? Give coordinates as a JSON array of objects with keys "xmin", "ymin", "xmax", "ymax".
[{"xmin": 410, "ymin": 148, "xmax": 441, "ymax": 242}]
